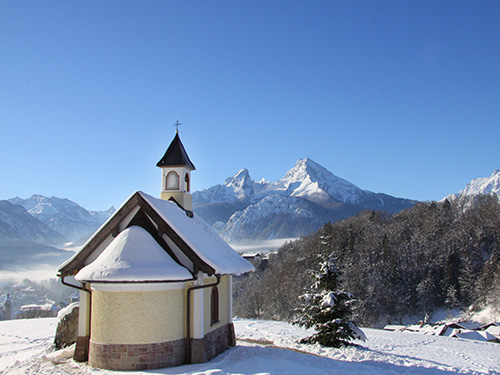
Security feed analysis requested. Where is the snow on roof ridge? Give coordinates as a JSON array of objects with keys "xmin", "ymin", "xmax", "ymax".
[{"xmin": 138, "ymin": 191, "xmax": 254, "ymax": 276}]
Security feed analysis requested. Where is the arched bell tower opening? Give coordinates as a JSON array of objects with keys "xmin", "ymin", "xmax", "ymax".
[
  {"xmin": 166, "ymin": 171, "xmax": 180, "ymax": 190},
  {"xmin": 185, "ymin": 173, "xmax": 190, "ymax": 192},
  {"xmin": 156, "ymin": 122, "xmax": 196, "ymax": 212}
]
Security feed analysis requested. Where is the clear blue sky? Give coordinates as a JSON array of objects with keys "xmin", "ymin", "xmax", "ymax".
[{"xmin": 1, "ymin": 1, "xmax": 499, "ymax": 210}]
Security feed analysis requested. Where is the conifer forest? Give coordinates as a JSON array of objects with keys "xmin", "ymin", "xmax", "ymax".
[{"xmin": 233, "ymin": 195, "xmax": 500, "ymax": 328}]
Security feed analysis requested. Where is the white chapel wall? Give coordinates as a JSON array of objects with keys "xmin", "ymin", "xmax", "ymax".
[{"xmin": 203, "ymin": 275, "xmax": 231, "ymax": 335}]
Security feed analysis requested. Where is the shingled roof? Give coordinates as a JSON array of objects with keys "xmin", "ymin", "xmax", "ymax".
[{"xmin": 156, "ymin": 133, "xmax": 196, "ymax": 170}]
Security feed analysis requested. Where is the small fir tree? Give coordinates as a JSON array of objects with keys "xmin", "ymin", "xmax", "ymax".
[{"xmin": 293, "ymin": 254, "xmax": 365, "ymax": 347}]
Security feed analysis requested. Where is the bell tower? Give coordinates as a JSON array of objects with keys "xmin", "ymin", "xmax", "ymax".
[{"xmin": 156, "ymin": 122, "xmax": 196, "ymax": 212}]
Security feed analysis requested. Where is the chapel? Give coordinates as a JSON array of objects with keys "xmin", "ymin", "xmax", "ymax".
[{"xmin": 57, "ymin": 126, "xmax": 254, "ymax": 371}]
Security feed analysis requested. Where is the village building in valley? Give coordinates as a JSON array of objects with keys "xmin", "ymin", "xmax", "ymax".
[{"xmin": 57, "ymin": 127, "xmax": 254, "ymax": 371}]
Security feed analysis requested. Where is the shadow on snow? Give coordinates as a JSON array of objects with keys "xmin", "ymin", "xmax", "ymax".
[{"xmin": 144, "ymin": 344, "xmax": 464, "ymax": 375}]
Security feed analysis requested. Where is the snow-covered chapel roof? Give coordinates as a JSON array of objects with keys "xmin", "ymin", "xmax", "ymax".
[
  {"xmin": 58, "ymin": 191, "xmax": 254, "ymax": 281},
  {"xmin": 140, "ymin": 192, "xmax": 253, "ymax": 275},
  {"xmin": 75, "ymin": 226, "xmax": 193, "ymax": 283}
]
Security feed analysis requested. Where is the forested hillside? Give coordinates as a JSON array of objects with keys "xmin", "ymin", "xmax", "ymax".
[{"xmin": 233, "ymin": 195, "xmax": 500, "ymax": 327}]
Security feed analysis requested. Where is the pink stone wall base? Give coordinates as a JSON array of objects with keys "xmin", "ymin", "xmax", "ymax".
[
  {"xmin": 89, "ymin": 338, "xmax": 185, "ymax": 371},
  {"xmin": 190, "ymin": 323, "xmax": 236, "ymax": 364},
  {"xmin": 87, "ymin": 323, "xmax": 236, "ymax": 370},
  {"xmin": 74, "ymin": 336, "xmax": 89, "ymax": 362}
]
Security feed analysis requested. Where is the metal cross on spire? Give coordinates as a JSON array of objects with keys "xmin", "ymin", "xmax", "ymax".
[{"xmin": 174, "ymin": 120, "xmax": 182, "ymax": 133}]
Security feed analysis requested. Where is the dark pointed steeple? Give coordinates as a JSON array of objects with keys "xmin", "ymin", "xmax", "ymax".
[
  {"xmin": 157, "ymin": 127, "xmax": 196, "ymax": 211},
  {"xmin": 156, "ymin": 132, "xmax": 196, "ymax": 170}
]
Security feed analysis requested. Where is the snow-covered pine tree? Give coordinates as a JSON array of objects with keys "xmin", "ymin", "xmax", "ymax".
[{"xmin": 293, "ymin": 253, "xmax": 365, "ymax": 347}]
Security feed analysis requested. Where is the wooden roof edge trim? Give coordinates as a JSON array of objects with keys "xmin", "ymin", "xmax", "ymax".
[
  {"xmin": 58, "ymin": 192, "xmax": 143, "ymax": 277},
  {"xmin": 136, "ymin": 193, "xmax": 216, "ymax": 276},
  {"xmin": 158, "ymin": 164, "xmax": 195, "ymax": 170}
]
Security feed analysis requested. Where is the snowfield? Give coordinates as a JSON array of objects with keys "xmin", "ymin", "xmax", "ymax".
[{"xmin": 1, "ymin": 318, "xmax": 499, "ymax": 374}]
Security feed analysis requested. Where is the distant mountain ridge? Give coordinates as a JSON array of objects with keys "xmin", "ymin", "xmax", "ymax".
[
  {"xmin": 8, "ymin": 195, "xmax": 115, "ymax": 245},
  {"xmin": 0, "ymin": 195, "xmax": 115, "ymax": 271},
  {"xmin": 2, "ymin": 167, "xmax": 498, "ymax": 268},
  {"xmin": 193, "ymin": 158, "xmax": 416, "ymax": 242},
  {"xmin": 0, "ymin": 200, "xmax": 65, "ymax": 245},
  {"xmin": 194, "ymin": 158, "xmax": 409, "ymax": 207}
]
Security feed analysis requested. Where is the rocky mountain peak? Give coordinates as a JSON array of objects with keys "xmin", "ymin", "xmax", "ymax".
[
  {"xmin": 192, "ymin": 158, "xmax": 416, "ymax": 242},
  {"xmin": 225, "ymin": 168, "xmax": 253, "ymax": 188},
  {"xmin": 445, "ymin": 169, "xmax": 500, "ymax": 202},
  {"xmin": 278, "ymin": 158, "xmax": 364, "ymax": 204}
]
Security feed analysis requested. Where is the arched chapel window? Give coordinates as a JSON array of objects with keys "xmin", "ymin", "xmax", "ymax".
[
  {"xmin": 185, "ymin": 173, "xmax": 190, "ymax": 192},
  {"xmin": 211, "ymin": 286, "xmax": 219, "ymax": 325},
  {"xmin": 166, "ymin": 171, "xmax": 179, "ymax": 190}
]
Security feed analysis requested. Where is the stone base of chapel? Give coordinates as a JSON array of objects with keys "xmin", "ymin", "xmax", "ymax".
[
  {"xmin": 74, "ymin": 336, "xmax": 89, "ymax": 362},
  {"xmin": 88, "ymin": 338, "xmax": 186, "ymax": 371},
  {"xmin": 190, "ymin": 323, "xmax": 236, "ymax": 363},
  {"xmin": 86, "ymin": 323, "xmax": 236, "ymax": 371}
]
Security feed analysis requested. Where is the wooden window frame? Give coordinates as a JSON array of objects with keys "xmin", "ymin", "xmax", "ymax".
[
  {"xmin": 185, "ymin": 173, "xmax": 190, "ymax": 192},
  {"xmin": 210, "ymin": 286, "xmax": 219, "ymax": 325}
]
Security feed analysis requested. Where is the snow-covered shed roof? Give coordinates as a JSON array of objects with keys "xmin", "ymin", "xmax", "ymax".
[
  {"xmin": 484, "ymin": 325, "xmax": 500, "ymax": 337},
  {"xmin": 451, "ymin": 329, "xmax": 498, "ymax": 342},
  {"xmin": 75, "ymin": 226, "xmax": 193, "ymax": 283},
  {"xmin": 156, "ymin": 132, "xmax": 196, "ymax": 170},
  {"xmin": 58, "ymin": 191, "xmax": 254, "ymax": 280}
]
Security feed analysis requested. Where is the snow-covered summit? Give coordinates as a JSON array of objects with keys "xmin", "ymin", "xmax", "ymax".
[
  {"xmin": 223, "ymin": 168, "xmax": 256, "ymax": 201},
  {"xmin": 457, "ymin": 169, "xmax": 500, "ymax": 197},
  {"xmin": 275, "ymin": 158, "xmax": 366, "ymax": 204},
  {"xmin": 193, "ymin": 158, "xmax": 415, "ymax": 242},
  {"xmin": 193, "ymin": 169, "xmax": 264, "ymax": 204},
  {"xmin": 194, "ymin": 158, "xmax": 368, "ymax": 206},
  {"xmin": 444, "ymin": 169, "xmax": 500, "ymax": 202}
]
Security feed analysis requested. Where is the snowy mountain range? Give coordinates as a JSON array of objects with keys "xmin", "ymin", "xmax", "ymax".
[
  {"xmin": 193, "ymin": 158, "xmax": 416, "ymax": 242},
  {"xmin": 3, "ymin": 166, "xmax": 498, "ymax": 259},
  {"xmin": 8, "ymin": 195, "xmax": 115, "ymax": 244},
  {"xmin": 0, "ymin": 200, "xmax": 65, "ymax": 246},
  {"xmin": 0, "ymin": 196, "xmax": 114, "ymax": 271}
]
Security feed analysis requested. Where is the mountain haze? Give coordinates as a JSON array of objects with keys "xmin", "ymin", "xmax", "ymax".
[
  {"xmin": 0, "ymin": 200, "xmax": 65, "ymax": 245},
  {"xmin": 193, "ymin": 158, "xmax": 416, "ymax": 242},
  {"xmin": 0, "ymin": 196, "xmax": 114, "ymax": 272},
  {"xmin": 9, "ymin": 195, "xmax": 115, "ymax": 244}
]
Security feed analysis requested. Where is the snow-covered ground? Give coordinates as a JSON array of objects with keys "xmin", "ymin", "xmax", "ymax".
[{"xmin": 1, "ymin": 317, "xmax": 499, "ymax": 374}]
